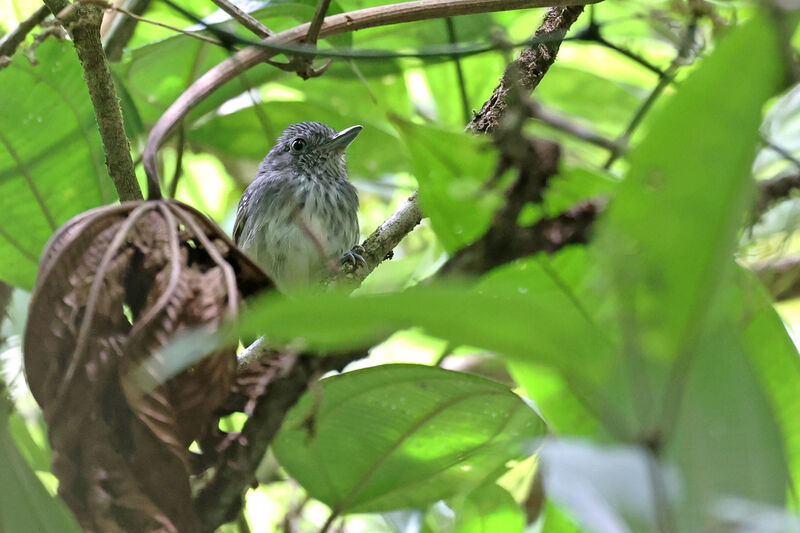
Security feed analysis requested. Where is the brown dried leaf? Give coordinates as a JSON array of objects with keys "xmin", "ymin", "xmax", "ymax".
[{"xmin": 24, "ymin": 199, "xmax": 273, "ymax": 532}]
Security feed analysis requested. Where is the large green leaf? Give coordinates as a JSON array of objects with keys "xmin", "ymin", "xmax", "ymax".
[
  {"xmin": 737, "ymin": 267, "xmax": 800, "ymax": 492},
  {"xmin": 272, "ymin": 364, "xmax": 546, "ymax": 514},
  {"xmin": 0, "ymin": 40, "xmax": 116, "ymax": 289},
  {"xmin": 446, "ymin": 483, "xmax": 524, "ymax": 533},
  {"xmin": 594, "ymin": 12, "xmax": 785, "ymax": 366},
  {"xmin": 390, "ymin": 118, "xmax": 501, "ymax": 252},
  {"xmin": 238, "ymin": 283, "xmax": 609, "ymax": 383},
  {"xmin": 0, "ymin": 408, "xmax": 80, "ymax": 532},
  {"xmin": 670, "ymin": 319, "xmax": 788, "ymax": 529}
]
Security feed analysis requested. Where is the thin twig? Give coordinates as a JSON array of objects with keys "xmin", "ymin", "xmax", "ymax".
[
  {"xmin": 603, "ymin": 17, "xmax": 697, "ymax": 169},
  {"xmin": 144, "ymin": 0, "xmax": 598, "ymax": 185},
  {"xmin": 306, "ymin": 0, "xmax": 333, "ymax": 46},
  {"xmin": 161, "ymin": 0, "xmax": 577, "ymax": 62},
  {"xmin": 102, "ymin": 0, "xmax": 224, "ymax": 44},
  {"xmin": 167, "ymin": 125, "xmax": 185, "ymax": 199},
  {"xmin": 210, "ymin": 0, "xmax": 272, "ymax": 38},
  {"xmin": 0, "ymin": 5, "xmax": 50, "ymax": 58},
  {"xmin": 529, "ymin": 100, "xmax": 623, "ymax": 153},
  {"xmin": 318, "ymin": 511, "xmax": 339, "ymax": 533},
  {"xmin": 762, "ymin": 135, "xmax": 800, "ymax": 172},
  {"xmin": 445, "ymin": 17, "xmax": 471, "ymax": 123},
  {"xmin": 102, "ymin": 0, "xmax": 152, "ymax": 61}
]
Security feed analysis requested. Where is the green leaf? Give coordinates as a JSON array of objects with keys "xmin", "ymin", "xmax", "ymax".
[
  {"xmin": 0, "ymin": 40, "xmax": 116, "ymax": 289},
  {"xmin": 594, "ymin": 12, "xmax": 785, "ymax": 365},
  {"xmin": 541, "ymin": 501, "xmax": 585, "ymax": 533},
  {"xmin": 742, "ymin": 295, "xmax": 800, "ymax": 494},
  {"xmin": 447, "ymin": 483, "xmax": 524, "ymax": 533},
  {"xmin": 734, "ymin": 267, "xmax": 800, "ymax": 493},
  {"xmin": 390, "ymin": 117, "xmax": 501, "ymax": 252},
  {"xmin": 8, "ymin": 413, "xmax": 50, "ymax": 473},
  {"xmin": 272, "ymin": 364, "xmax": 546, "ymax": 514},
  {"xmin": 238, "ymin": 283, "xmax": 609, "ymax": 382},
  {"xmin": 0, "ymin": 413, "xmax": 80, "ymax": 532},
  {"xmin": 670, "ymin": 319, "xmax": 788, "ymax": 529}
]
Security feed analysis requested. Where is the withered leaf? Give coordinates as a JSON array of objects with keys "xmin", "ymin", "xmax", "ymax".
[{"xmin": 24, "ymin": 199, "xmax": 272, "ymax": 533}]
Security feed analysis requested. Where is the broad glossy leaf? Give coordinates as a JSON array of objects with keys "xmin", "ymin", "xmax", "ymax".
[
  {"xmin": 670, "ymin": 319, "xmax": 788, "ymax": 529},
  {"xmin": 8, "ymin": 413, "xmax": 50, "ymax": 473},
  {"xmin": 0, "ymin": 414, "xmax": 80, "ymax": 533},
  {"xmin": 238, "ymin": 283, "xmax": 608, "ymax": 381},
  {"xmin": 447, "ymin": 483, "xmax": 524, "ymax": 533},
  {"xmin": 541, "ymin": 501, "xmax": 585, "ymax": 533},
  {"xmin": 594, "ymin": 13, "xmax": 785, "ymax": 365},
  {"xmin": 518, "ymin": 166, "xmax": 617, "ymax": 226},
  {"xmin": 478, "ymin": 248, "xmax": 619, "ymax": 435},
  {"xmin": 390, "ymin": 118, "xmax": 501, "ymax": 252},
  {"xmin": 273, "ymin": 364, "xmax": 546, "ymax": 513},
  {"xmin": 0, "ymin": 40, "xmax": 116, "ymax": 289},
  {"xmin": 740, "ymin": 273, "xmax": 800, "ymax": 492}
]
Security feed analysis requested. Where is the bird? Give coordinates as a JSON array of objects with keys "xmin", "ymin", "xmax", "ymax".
[{"xmin": 233, "ymin": 121, "xmax": 364, "ymax": 292}]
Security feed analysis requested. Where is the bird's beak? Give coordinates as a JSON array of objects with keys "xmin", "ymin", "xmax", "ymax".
[{"xmin": 322, "ymin": 125, "xmax": 363, "ymax": 151}]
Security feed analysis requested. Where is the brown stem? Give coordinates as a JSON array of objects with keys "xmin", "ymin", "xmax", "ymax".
[
  {"xmin": 44, "ymin": 0, "xmax": 142, "ymax": 201},
  {"xmin": 467, "ymin": 6, "xmax": 585, "ymax": 134},
  {"xmin": 305, "ymin": 0, "xmax": 333, "ymax": 46},
  {"xmin": 529, "ymin": 100, "xmax": 623, "ymax": 153},
  {"xmin": 0, "ymin": 5, "xmax": 50, "ymax": 58}
]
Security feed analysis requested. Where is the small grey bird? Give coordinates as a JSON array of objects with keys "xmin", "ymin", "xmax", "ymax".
[{"xmin": 233, "ymin": 121, "xmax": 363, "ymax": 291}]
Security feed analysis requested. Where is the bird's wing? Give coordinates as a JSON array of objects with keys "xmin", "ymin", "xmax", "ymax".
[{"xmin": 232, "ymin": 187, "xmax": 252, "ymax": 245}]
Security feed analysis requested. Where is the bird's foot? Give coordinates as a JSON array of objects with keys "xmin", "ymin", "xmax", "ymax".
[{"xmin": 340, "ymin": 244, "xmax": 367, "ymax": 268}]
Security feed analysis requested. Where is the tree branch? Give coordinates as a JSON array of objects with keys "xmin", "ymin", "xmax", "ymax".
[
  {"xmin": 529, "ymin": 100, "xmax": 623, "ymax": 153},
  {"xmin": 467, "ymin": 6, "xmax": 585, "ymax": 134},
  {"xmin": 44, "ymin": 0, "xmax": 142, "ymax": 201},
  {"xmin": 440, "ymin": 200, "xmax": 600, "ymax": 275},
  {"xmin": 195, "ymin": 351, "xmax": 364, "ymax": 531},
  {"xmin": 0, "ymin": 5, "xmax": 50, "ymax": 58},
  {"xmin": 306, "ymin": 0, "xmax": 333, "ymax": 46},
  {"xmin": 209, "ymin": 0, "xmax": 272, "ymax": 39}
]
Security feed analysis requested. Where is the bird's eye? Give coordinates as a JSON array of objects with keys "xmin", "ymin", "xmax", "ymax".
[{"xmin": 291, "ymin": 138, "xmax": 306, "ymax": 152}]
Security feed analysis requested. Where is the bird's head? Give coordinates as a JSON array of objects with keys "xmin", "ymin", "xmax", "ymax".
[{"xmin": 260, "ymin": 121, "xmax": 362, "ymax": 179}]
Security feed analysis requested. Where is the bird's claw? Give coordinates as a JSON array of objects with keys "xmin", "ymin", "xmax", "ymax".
[{"xmin": 340, "ymin": 245, "xmax": 367, "ymax": 268}]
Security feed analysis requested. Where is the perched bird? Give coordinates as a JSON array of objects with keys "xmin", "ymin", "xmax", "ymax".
[{"xmin": 233, "ymin": 121, "xmax": 364, "ymax": 291}]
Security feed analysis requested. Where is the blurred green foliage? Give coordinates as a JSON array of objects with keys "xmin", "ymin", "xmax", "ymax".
[{"xmin": 2, "ymin": 0, "xmax": 800, "ymax": 532}]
